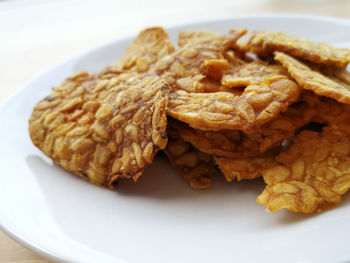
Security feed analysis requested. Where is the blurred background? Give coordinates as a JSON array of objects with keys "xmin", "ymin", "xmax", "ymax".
[
  {"xmin": 0, "ymin": 0, "xmax": 349, "ymax": 261},
  {"xmin": 1, "ymin": 0, "xmax": 350, "ymax": 104}
]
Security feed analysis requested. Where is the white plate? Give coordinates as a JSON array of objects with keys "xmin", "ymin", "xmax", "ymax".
[{"xmin": 1, "ymin": 15, "xmax": 350, "ymax": 263}]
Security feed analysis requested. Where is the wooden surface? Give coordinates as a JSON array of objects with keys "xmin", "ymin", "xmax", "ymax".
[{"xmin": 0, "ymin": 0, "xmax": 349, "ymax": 261}]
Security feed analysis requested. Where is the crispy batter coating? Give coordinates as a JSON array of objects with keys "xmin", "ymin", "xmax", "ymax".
[
  {"xmin": 178, "ymin": 31, "xmax": 221, "ymax": 47},
  {"xmin": 300, "ymin": 90, "xmax": 350, "ymax": 125},
  {"xmin": 164, "ymin": 119, "xmax": 216, "ymax": 190},
  {"xmin": 155, "ymin": 29, "xmax": 247, "ymax": 92},
  {"xmin": 178, "ymin": 123, "xmax": 259, "ymax": 159},
  {"xmin": 214, "ymin": 152, "xmax": 277, "ymax": 182},
  {"xmin": 113, "ymin": 27, "xmax": 175, "ymax": 72},
  {"xmin": 191, "ymin": 76, "xmax": 238, "ymax": 93},
  {"xmin": 275, "ymin": 52, "xmax": 350, "ymax": 104},
  {"xmin": 226, "ymin": 40, "xmax": 256, "ymax": 63},
  {"xmin": 177, "ymin": 100, "xmax": 315, "ymax": 158},
  {"xmin": 29, "ymin": 71, "xmax": 169, "ymax": 187},
  {"xmin": 167, "ymin": 41, "xmax": 302, "ymax": 132},
  {"xmin": 277, "ymin": 51, "xmax": 350, "ymax": 102},
  {"xmin": 316, "ymin": 100, "xmax": 350, "ymax": 125},
  {"xmin": 168, "ymin": 75, "xmax": 300, "ymax": 132},
  {"xmin": 257, "ymin": 126, "xmax": 350, "ymax": 213},
  {"xmin": 221, "ymin": 61, "xmax": 288, "ymax": 87},
  {"xmin": 248, "ymin": 31, "xmax": 350, "ymax": 68}
]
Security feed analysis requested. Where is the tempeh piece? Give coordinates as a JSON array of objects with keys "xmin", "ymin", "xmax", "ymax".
[
  {"xmin": 275, "ymin": 51, "xmax": 350, "ymax": 104},
  {"xmin": 168, "ymin": 75, "xmax": 300, "ymax": 132},
  {"xmin": 222, "ymin": 61, "xmax": 289, "ymax": 87},
  {"xmin": 29, "ymin": 72, "xmax": 169, "ymax": 187},
  {"xmin": 178, "ymin": 31, "xmax": 221, "ymax": 47},
  {"xmin": 215, "ymin": 152, "xmax": 277, "ymax": 182},
  {"xmin": 164, "ymin": 119, "xmax": 216, "ymax": 190},
  {"xmin": 155, "ymin": 29, "xmax": 247, "ymax": 92},
  {"xmin": 113, "ymin": 27, "xmax": 175, "ymax": 72},
  {"xmin": 257, "ymin": 126, "xmax": 350, "ymax": 213},
  {"xmin": 177, "ymin": 100, "xmax": 315, "ymax": 158},
  {"xmin": 248, "ymin": 31, "xmax": 350, "ymax": 68}
]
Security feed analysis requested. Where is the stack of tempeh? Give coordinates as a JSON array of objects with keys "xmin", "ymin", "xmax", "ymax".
[{"xmin": 29, "ymin": 27, "xmax": 350, "ymax": 214}]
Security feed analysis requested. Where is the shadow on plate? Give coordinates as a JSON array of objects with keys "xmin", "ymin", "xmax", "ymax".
[
  {"xmin": 25, "ymin": 153, "xmax": 350, "ymax": 225},
  {"xmin": 25, "ymin": 153, "xmax": 265, "ymax": 200}
]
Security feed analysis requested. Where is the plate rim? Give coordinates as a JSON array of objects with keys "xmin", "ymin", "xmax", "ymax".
[{"xmin": 1, "ymin": 13, "xmax": 350, "ymax": 262}]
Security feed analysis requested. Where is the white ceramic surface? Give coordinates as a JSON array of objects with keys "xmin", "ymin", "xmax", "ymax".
[{"xmin": 1, "ymin": 15, "xmax": 350, "ymax": 263}]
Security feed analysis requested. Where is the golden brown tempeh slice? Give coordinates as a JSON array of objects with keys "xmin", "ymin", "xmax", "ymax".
[
  {"xmin": 248, "ymin": 31, "xmax": 350, "ymax": 68},
  {"xmin": 155, "ymin": 29, "xmax": 247, "ymax": 92},
  {"xmin": 257, "ymin": 125, "xmax": 350, "ymax": 213},
  {"xmin": 214, "ymin": 152, "xmax": 277, "ymax": 182},
  {"xmin": 176, "ymin": 99, "xmax": 315, "ymax": 158},
  {"xmin": 274, "ymin": 51, "xmax": 350, "ymax": 104},
  {"xmin": 113, "ymin": 27, "xmax": 175, "ymax": 72},
  {"xmin": 168, "ymin": 75, "xmax": 300, "ymax": 132},
  {"xmin": 177, "ymin": 30, "xmax": 221, "ymax": 47},
  {"xmin": 301, "ymin": 90, "xmax": 350, "ymax": 125},
  {"xmin": 29, "ymin": 71, "xmax": 169, "ymax": 187},
  {"xmin": 178, "ymin": 123, "xmax": 260, "ymax": 159},
  {"xmin": 222, "ymin": 61, "xmax": 289, "ymax": 87},
  {"xmin": 164, "ymin": 119, "xmax": 216, "ymax": 190}
]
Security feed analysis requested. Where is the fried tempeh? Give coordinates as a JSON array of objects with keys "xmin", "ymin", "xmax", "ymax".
[
  {"xmin": 222, "ymin": 61, "xmax": 289, "ymax": 87},
  {"xmin": 29, "ymin": 72, "xmax": 169, "ymax": 187},
  {"xmin": 164, "ymin": 119, "xmax": 216, "ymax": 190},
  {"xmin": 248, "ymin": 31, "xmax": 350, "ymax": 68},
  {"xmin": 28, "ymin": 26, "xmax": 350, "ymax": 215},
  {"xmin": 177, "ymin": 99, "xmax": 315, "ymax": 158},
  {"xmin": 275, "ymin": 51, "xmax": 350, "ymax": 104},
  {"xmin": 167, "ymin": 42, "xmax": 302, "ymax": 133},
  {"xmin": 178, "ymin": 30, "xmax": 221, "ymax": 47},
  {"xmin": 214, "ymin": 152, "xmax": 277, "ymax": 182},
  {"xmin": 113, "ymin": 27, "xmax": 175, "ymax": 73},
  {"xmin": 301, "ymin": 90, "xmax": 350, "ymax": 125},
  {"xmin": 178, "ymin": 123, "xmax": 259, "ymax": 159},
  {"xmin": 155, "ymin": 29, "xmax": 247, "ymax": 92},
  {"xmin": 257, "ymin": 125, "xmax": 350, "ymax": 213},
  {"xmin": 168, "ymin": 74, "xmax": 300, "ymax": 132}
]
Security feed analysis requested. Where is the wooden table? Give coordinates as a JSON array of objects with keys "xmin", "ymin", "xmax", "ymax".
[{"xmin": 1, "ymin": 0, "xmax": 349, "ymax": 261}]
